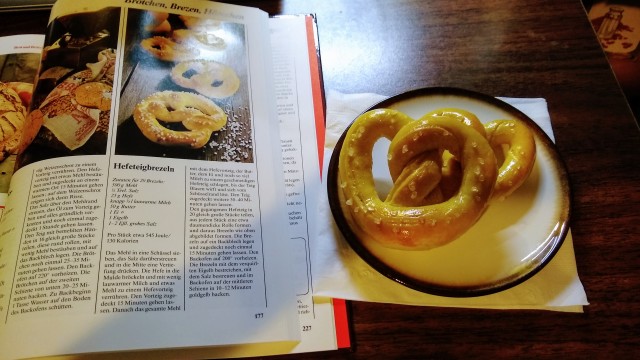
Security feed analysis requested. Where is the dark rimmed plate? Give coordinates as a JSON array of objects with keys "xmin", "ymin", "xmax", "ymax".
[{"xmin": 327, "ymin": 87, "xmax": 571, "ymax": 297}]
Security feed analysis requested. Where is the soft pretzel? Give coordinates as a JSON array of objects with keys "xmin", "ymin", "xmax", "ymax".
[
  {"xmin": 140, "ymin": 13, "xmax": 225, "ymax": 62},
  {"xmin": 485, "ymin": 119, "xmax": 536, "ymax": 200},
  {"xmin": 417, "ymin": 108, "xmax": 536, "ymax": 201},
  {"xmin": 133, "ymin": 91, "xmax": 227, "ymax": 148},
  {"xmin": 171, "ymin": 60, "xmax": 239, "ymax": 99},
  {"xmin": 425, "ymin": 107, "xmax": 487, "ymax": 136},
  {"xmin": 172, "ymin": 29, "xmax": 226, "ymax": 51},
  {"xmin": 337, "ymin": 108, "xmax": 536, "ymax": 251},
  {"xmin": 140, "ymin": 36, "xmax": 199, "ymax": 62}
]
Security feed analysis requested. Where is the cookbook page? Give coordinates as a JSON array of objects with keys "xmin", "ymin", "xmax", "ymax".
[
  {"xmin": 0, "ymin": 1, "xmax": 300, "ymax": 358},
  {"xmin": 50, "ymin": 15, "xmax": 352, "ymax": 359},
  {"xmin": 270, "ymin": 14, "xmax": 350, "ymax": 354}
]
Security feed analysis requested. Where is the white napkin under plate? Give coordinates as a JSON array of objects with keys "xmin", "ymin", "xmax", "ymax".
[{"xmin": 311, "ymin": 90, "xmax": 589, "ymax": 312}]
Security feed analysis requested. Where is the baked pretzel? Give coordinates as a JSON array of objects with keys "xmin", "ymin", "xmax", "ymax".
[
  {"xmin": 133, "ymin": 91, "xmax": 227, "ymax": 149},
  {"xmin": 337, "ymin": 108, "xmax": 536, "ymax": 250},
  {"xmin": 140, "ymin": 13, "xmax": 225, "ymax": 62},
  {"xmin": 140, "ymin": 36, "xmax": 199, "ymax": 62},
  {"xmin": 485, "ymin": 119, "xmax": 536, "ymax": 200},
  {"xmin": 172, "ymin": 29, "xmax": 226, "ymax": 51},
  {"xmin": 420, "ymin": 109, "xmax": 536, "ymax": 201},
  {"xmin": 171, "ymin": 60, "xmax": 239, "ymax": 99}
]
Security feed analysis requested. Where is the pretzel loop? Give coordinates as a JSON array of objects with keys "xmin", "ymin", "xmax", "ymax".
[
  {"xmin": 337, "ymin": 108, "xmax": 535, "ymax": 251},
  {"xmin": 133, "ymin": 91, "xmax": 227, "ymax": 149}
]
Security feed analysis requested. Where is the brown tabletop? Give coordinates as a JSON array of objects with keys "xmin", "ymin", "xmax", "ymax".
[{"xmin": 2, "ymin": 0, "xmax": 639, "ymax": 358}]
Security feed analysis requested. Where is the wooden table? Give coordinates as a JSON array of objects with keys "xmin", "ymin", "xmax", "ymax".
[{"xmin": 2, "ymin": 0, "xmax": 639, "ymax": 358}]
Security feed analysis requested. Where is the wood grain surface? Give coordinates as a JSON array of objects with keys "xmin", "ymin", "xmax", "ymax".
[{"xmin": 2, "ymin": 0, "xmax": 639, "ymax": 358}]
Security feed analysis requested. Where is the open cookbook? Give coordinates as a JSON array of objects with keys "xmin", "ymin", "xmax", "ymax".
[{"xmin": 0, "ymin": 0, "xmax": 350, "ymax": 358}]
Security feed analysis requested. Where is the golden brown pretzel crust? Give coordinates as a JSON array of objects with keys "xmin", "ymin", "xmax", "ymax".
[
  {"xmin": 337, "ymin": 108, "xmax": 536, "ymax": 251},
  {"xmin": 171, "ymin": 60, "xmax": 239, "ymax": 99},
  {"xmin": 485, "ymin": 119, "xmax": 537, "ymax": 200},
  {"xmin": 133, "ymin": 91, "xmax": 227, "ymax": 149},
  {"xmin": 140, "ymin": 36, "xmax": 199, "ymax": 62}
]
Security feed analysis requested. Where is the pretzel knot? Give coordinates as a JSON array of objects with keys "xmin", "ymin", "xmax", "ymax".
[
  {"xmin": 133, "ymin": 91, "xmax": 227, "ymax": 149},
  {"xmin": 337, "ymin": 108, "xmax": 536, "ymax": 250}
]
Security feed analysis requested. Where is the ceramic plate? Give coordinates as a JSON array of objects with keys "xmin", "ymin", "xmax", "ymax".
[{"xmin": 327, "ymin": 87, "xmax": 571, "ymax": 297}]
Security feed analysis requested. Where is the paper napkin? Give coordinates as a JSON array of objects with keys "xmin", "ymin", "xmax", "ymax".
[{"xmin": 311, "ymin": 90, "xmax": 589, "ymax": 312}]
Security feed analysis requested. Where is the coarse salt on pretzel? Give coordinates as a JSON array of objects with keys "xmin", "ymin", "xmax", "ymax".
[
  {"xmin": 423, "ymin": 108, "xmax": 536, "ymax": 201},
  {"xmin": 389, "ymin": 107, "xmax": 484, "ymax": 205},
  {"xmin": 425, "ymin": 107, "xmax": 486, "ymax": 137},
  {"xmin": 337, "ymin": 107, "xmax": 536, "ymax": 251},
  {"xmin": 338, "ymin": 109, "xmax": 498, "ymax": 250},
  {"xmin": 133, "ymin": 91, "xmax": 227, "ymax": 149},
  {"xmin": 485, "ymin": 119, "xmax": 536, "ymax": 200}
]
